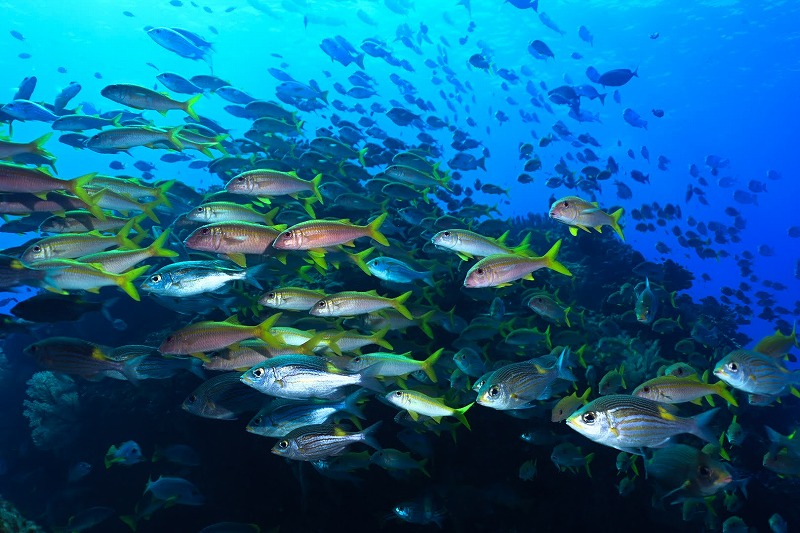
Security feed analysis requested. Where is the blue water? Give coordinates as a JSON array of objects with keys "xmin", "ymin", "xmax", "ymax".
[{"xmin": 1, "ymin": 0, "xmax": 799, "ymax": 531}]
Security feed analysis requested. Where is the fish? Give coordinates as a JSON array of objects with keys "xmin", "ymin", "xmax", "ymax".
[
  {"xmin": 551, "ymin": 387, "xmax": 592, "ymax": 422},
  {"xmin": 549, "ymin": 196, "xmax": 625, "ymax": 240},
  {"xmin": 713, "ymin": 349, "xmax": 800, "ymax": 400},
  {"xmin": 644, "ymin": 444, "xmax": 732, "ymax": 499},
  {"xmin": 273, "ymin": 213, "xmax": 389, "ymax": 251},
  {"xmin": 271, "ymin": 422, "xmax": 382, "ymax": 461},
  {"xmin": 431, "ymin": 229, "xmax": 532, "ymax": 260},
  {"xmin": 259, "ymin": 286, "xmax": 328, "ymax": 311},
  {"xmin": 632, "ymin": 371, "xmax": 738, "ymax": 407},
  {"xmin": 104, "ymin": 440, "xmax": 145, "ymax": 468},
  {"xmin": 634, "ymin": 277, "xmax": 658, "ymax": 324},
  {"xmin": 141, "ymin": 260, "xmax": 264, "ymax": 297},
  {"xmin": 182, "ymin": 372, "xmax": 264, "ymax": 420},
  {"xmin": 463, "ymin": 240, "xmax": 572, "ymax": 288},
  {"xmin": 310, "ymin": 290, "xmax": 414, "ymax": 320},
  {"xmin": 385, "ymin": 389, "xmax": 473, "ymax": 429},
  {"xmin": 101, "ymin": 83, "xmax": 201, "ymax": 119},
  {"xmin": 597, "ymin": 68, "xmax": 638, "ymax": 87},
  {"xmin": 247, "ymin": 389, "xmax": 366, "ymax": 438},
  {"xmin": 25, "ymin": 260, "xmax": 149, "ymax": 301},
  {"xmin": 159, "ymin": 314, "xmax": 282, "ymax": 356},
  {"xmin": 551, "ymin": 442, "xmax": 595, "ymax": 476},
  {"xmin": 566, "ymin": 395, "xmax": 719, "ymax": 454},
  {"xmin": 344, "ymin": 348, "xmax": 442, "ymax": 382},
  {"xmin": 366, "ymin": 256, "xmax": 435, "ymax": 286},
  {"xmin": 145, "ymin": 475, "xmax": 205, "ymax": 505},
  {"xmin": 476, "ymin": 348, "xmax": 576, "ymax": 410},
  {"xmin": 183, "ymin": 221, "xmax": 286, "ymax": 267},
  {"xmin": 527, "ymin": 293, "xmax": 573, "ymax": 327},
  {"xmin": 240, "ymin": 354, "xmax": 382, "ymax": 399}
]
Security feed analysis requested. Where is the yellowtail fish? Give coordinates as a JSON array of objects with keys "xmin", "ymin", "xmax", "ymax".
[
  {"xmin": 20, "ymin": 218, "xmax": 139, "ymax": 263},
  {"xmin": 0, "ymin": 163, "xmax": 99, "ymax": 216},
  {"xmin": 430, "ymin": 228, "xmax": 532, "ymax": 260},
  {"xmin": 272, "ymin": 212, "xmax": 389, "ymax": 250},
  {"xmin": 76, "ymin": 230, "xmax": 178, "ymax": 274},
  {"xmin": 385, "ymin": 389, "xmax": 473, "ymax": 429},
  {"xmin": 551, "ymin": 387, "xmax": 592, "ymax": 422},
  {"xmin": 345, "ymin": 348, "xmax": 442, "ymax": 382},
  {"xmin": 86, "ymin": 126, "xmax": 184, "ymax": 152},
  {"xmin": 370, "ymin": 448, "xmax": 430, "ymax": 477},
  {"xmin": 551, "ymin": 442, "xmax": 595, "ymax": 476},
  {"xmin": 183, "ymin": 221, "xmax": 286, "ymax": 267},
  {"xmin": 566, "ymin": 395, "xmax": 719, "ymax": 455},
  {"xmin": 271, "ymin": 422, "xmax": 382, "ymax": 461},
  {"xmin": 0, "ymin": 192, "xmax": 90, "ymax": 216},
  {"xmin": 463, "ymin": 240, "xmax": 571, "ymax": 288},
  {"xmin": 548, "ymin": 195, "xmax": 624, "ymax": 240},
  {"xmin": 24, "ymin": 336, "xmax": 140, "ymax": 383},
  {"xmin": 752, "ymin": 324, "xmax": 798, "ymax": 358},
  {"xmin": 87, "ymin": 188, "xmax": 164, "ymax": 223},
  {"xmin": 632, "ymin": 371, "xmax": 738, "ymax": 407},
  {"xmin": 259, "ymin": 286, "xmax": 328, "ymax": 311},
  {"xmin": 159, "ymin": 313, "xmax": 282, "ymax": 356},
  {"xmin": 186, "ymin": 202, "xmax": 279, "ymax": 226},
  {"xmin": 310, "ymin": 290, "xmax": 413, "ymax": 320},
  {"xmin": 101, "ymin": 83, "xmax": 201, "ymax": 119},
  {"xmin": 26, "ymin": 259, "xmax": 148, "ymax": 300},
  {"xmin": 347, "ymin": 308, "xmax": 436, "ymax": 340},
  {"xmin": 713, "ymin": 349, "xmax": 800, "ymax": 400},
  {"xmin": 86, "ymin": 176, "xmax": 173, "ymax": 205},
  {"xmin": 0, "ymin": 132, "xmax": 52, "ymax": 158},
  {"xmin": 225, "ymin": 170, "xmax": 323, "ymax": 203},
  {"xmin": 527, "ymin": 292, "xmax": 573, "ymax": 327},
  {"xmin": 40, "ymin": 211, "xmax": 146, "ymax": 234}
]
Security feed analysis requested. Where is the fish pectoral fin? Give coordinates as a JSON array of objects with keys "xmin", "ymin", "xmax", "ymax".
[
  {"xmin": 431, "ymin": 416, "xmax": 442, "ymax": 424},
  {"xmin": 610, "ymin": 426, "xmax": 620, "ymax": 437},
  {"xmin": 408, "ymin": 410, "xmax": 419, "ymax": 421},
  {"xmin": 568, "ymin": 226, "xmax": 579, "ymax": 237}
]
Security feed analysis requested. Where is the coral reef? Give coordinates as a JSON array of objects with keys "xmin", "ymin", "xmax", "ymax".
[
  {"xmin": 0, "ymin": 496, "xmax": 44, "ymax": 532},
  {"xmin": 21, "ymin": 371, "xmax": 80, "ymax": 453}
]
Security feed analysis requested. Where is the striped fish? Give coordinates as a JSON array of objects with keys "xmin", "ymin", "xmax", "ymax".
[
  {"xmin": 566, "ymin": 394, "xmax": 719, "ymax": 455},
  {"xmin": 632, "ymin": 372, "xmax": 738, "ymax": 407},
  {"xmin": 23, "ymin": 336, "xmax": 139, "ymax": 383},
  {"xmin": 463, "ymin": 240, "xmax": 572, "ymax": 289},
  {"xmin": 182, "ymin": 372, "xmax": 264, "ymax": 420},
  {"xmin": 271, "ymin": 422, "xmax": 381, "ymax": 461},
  {"xmin": 713, "ymin": 349, "xmax": 800, "ymax": 399}
]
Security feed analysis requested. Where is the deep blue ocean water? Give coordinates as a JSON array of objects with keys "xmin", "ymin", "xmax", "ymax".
[{"xmin": 1, "ymin": 1, "xmax": 799, "ymax": 532}]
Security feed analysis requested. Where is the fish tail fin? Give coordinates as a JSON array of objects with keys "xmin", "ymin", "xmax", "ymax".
[
  {"xmin": 254, "ymin": 312, "xmax": 283, "ymax": 346},
  {"xmin": 140, "ymin": 200, "xmax": 161, "ymax": 224},
  {"xmin": 355, "ymin": 52, "xmax": 366, "ymax": 70},
  {"xmin": 714, "ymin": 380, "xmax": 738, "ymax": 407},
  {"xmin": 301, "ymin": 196, "xmax": 317, "ymax": 218},
  {"xmin": 360, "ymin": 421, "xmax": 383, "ymax": 450},
  {"xmin": 166, "ymin": 126, "xmax": 184, "ymax": 151},
  {"xmin": 371, "ymin": 326, "xmax": 393, "ymax": 350},
  {"xmin": 116, "ymin": 217, "xmax": 139, "ymax": 249},
  {"xmin": 69, "ymin": 172, "xmax": 105, "ymax": 219},
  {"xmin": 418, "ymin": 310, "xmax": 435, "ymax": 339},
  {"xmin": 104, "ymin": 445, "xmax": 117, "ymax": 469},
  {"xmin": 184, "ymin": 94, "xmax": 202, "ymax": 121},
  {"xmin": 422, "ymin": 348, "xmax": 443, "ymax": 383},
  {"xmin": 542, "ymin": 239, "xmax": 572, "ymax": 277},
  {"xmin": 610, "ymin": 208, "xmax": 625, "ymax": 241},
  {"xmin": 147, "ymin": 229, "xmax": 179, "ymax": 258},
  {"xmin": 116, "ymin": 265, "xmax": 150, "ymax": 301},
  {"xmin": 119, "ymin": 515, "xmax": 138, "ymax": 532},
  {"xmin": 366, "ymin": 212, "xmax": 389, "ymax": 246},
  {"xmin": 392, "ymin": 290, "xmax": 413, "ymax": 320},
  {"xmin": 690, "ymin": 408, "xmax": 720, "ymax": 443},
  {"xmin": 30, "ymin": 132, "xmax": 54, "ymax": 157},
  {"xmin": 556, "ymin": 347, "xmax": 577, "ymax": 381},
  {"xmin": 357, "ymin": 147, "xmax": 367, "ymax": 167},
  {"xmin": 243, "ymin": 262, "xmax": 267, "ymax": 290},
  {"xmin": 311, "ymin": 173, "xmax": 324, "ymax": 204},
  {"xmin": 344, "ymin": 388, "xmax": 369, "ymax": 420},
  {"xmin": 564, "ymin": 306, "xmax": 572, "ymax": 328},
  {"xmin": 453, "ymin": 402, "xmax": 474, "ymax": 430},
  {"xmin": 511, "ymin": 232, "xmax": 533, "ymax": 256},
  {"xmin": 347, "ymin": 246, "xmax": 373, "ymax": 276},
  {"xmin": 155, "ymin": 180, "xmax": 175, "ymax": 208}
]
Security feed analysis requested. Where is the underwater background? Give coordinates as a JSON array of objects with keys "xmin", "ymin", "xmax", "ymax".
[{"xmin": 0, "ymin": 0, "xmax": 799, "ymax": 531}]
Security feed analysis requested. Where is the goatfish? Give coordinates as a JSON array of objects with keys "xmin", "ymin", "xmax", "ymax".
[
  {"xmin": 0, "ymin": 163, "xmax": 98, "ymax": 215},
  {"xmin": 632, "ymin": 371, "xmax": 738, "ymax": 407},
  {"xmin": 385, "ymin": 389, "xmax": 473, "ymax": 430},
  {"xmin": 158, "ymin": 313, "xmax": 282, "ymax": 356},
  {"xmin": 549, "ymin": 195, "xmax": 624, "ymax": 241},
  {"xmin": 20, "ymin": 218, "xmax": 139, "ymax": 263},
  {"xmin": 24, "ymin": 259, "xmax": 148, "ymax": 300},
  {"xmin": 100, "ymin": 83, "xmax": 201, "ymax": 119},
  {"xmin": 76, "ymin": 230, "xmax": 178, "ymax": 274},
  {"xmin": 272, "ymin": 212, "xmax": 389, "ymax": 250},
  {"xmin": 344, "ymin": 348, "xmax": 442, "ymax": 382},
  {"xmin": 309, "ymin": 290, "xmax": 413, "ymax": 320},
  {"xmin": 225, "ymin": 170, "xmax": 323, "ymax": 203},
  {"xmin": 183, "ymin": 221, "xmax": 287, "ymax": 267},
  {"xmin": 566, "ymin": 395, "xmax": 719, "ymax": 455},
  {"xmin": 24, "ymin": 336, "xmax": 140, "ymax": 383},
  {"xmin": 185, "ymin": 201, "xmax": 279, "ymax": 226},
  {"xmin": 259, "ymin": 286, "xmax": 328, "ymax": 311},
  {"xmin": 463, "ymin": 240, "xmax": 571, "ymax": 288},
  {"xmin": 430, "ymin": 228, "xmax": 532, "ymax": 260}
]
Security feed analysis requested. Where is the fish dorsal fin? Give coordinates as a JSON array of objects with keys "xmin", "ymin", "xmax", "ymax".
[{"xmin": 224, "ymin": 315, "xmax": 241, "ymax": 325}]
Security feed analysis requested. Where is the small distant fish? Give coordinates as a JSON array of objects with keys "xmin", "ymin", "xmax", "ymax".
[
  {"xmin": 105, "ymin": 440, "xmax": 145, "ymax": 468},
  {"xmin": 145, "ymin": 475, "xmax": 205, "ymax": 505}
]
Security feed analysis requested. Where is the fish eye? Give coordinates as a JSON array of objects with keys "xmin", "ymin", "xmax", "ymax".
[
  {"xmin": 476, "ymin": 268, "xmax": 485, "ymax": 275},
  {"xmin": 187, "ymin": 395, "xmax": 197, "ymax": 404},
  {"xmin": 252, "ymin": 367, "xmax": 265, "ymax": 378},
  {"xmin": 443, "ymin": 231, "xmax": 451, "ymax": 236},
  {"xmin": 353, "ymin": 357, "xmax": 361, "ymax": 363},
  {"xmin": 581, "ymin": 412, "xmax": 596, "ymax": 424},
  {"xmin": 150, "ymin": 274, "xmax": 161, "ymax": 283},
  {"xmin": 317, "ymin": 301, "xmax": 327, "ymax": 308},
  {"xmin": 642, "ymin": 386, "xmax": 650, "ymax": 393},
  {"xmin": 267, "ymin": 292, "xmax": 275, "ymax": 299},
  {"xmin": 32, "ymin": 245, "xmax": 41, "ymax": 253},
  {"xmin": 563, "ymin": 201, "xmax": 569, "ymax": 207},
  {"xmin": 195, "ymin": 207, "xmax": 204, "ymax": 212},
  {"xmin": 201, "ymin": 227, "xmax": 211, "ymax": 235},
  {"xmin": 277, "ymin": 440, "xmax": 289, "ymax": 449},
  {"xmin": 253, "ymin": 416, "xmax": 262, "ymax": 425},
  {"xmin": 726, "ymin": 362, "xmax": 738, "ymax": 373},
  {"xmin": 282, "ymin": 231, "xmax": 293, "ymax": 238},
  {"xmin": 488, "ymin": 385, "xmax": 500, "ymax": 397},
  {"xmin": 394, "ymin": 390, "xmax": 403, "ymax": 397},
  {"xmin": 698, "ymin": 465, "xmax": 711, "ymax": 477}
]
